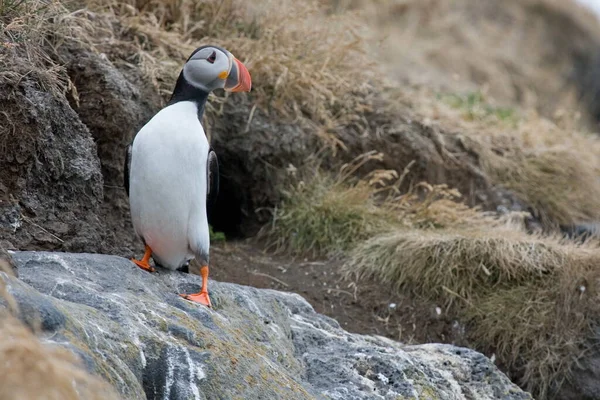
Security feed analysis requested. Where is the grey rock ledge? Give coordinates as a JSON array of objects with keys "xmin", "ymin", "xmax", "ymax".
[{"xmin": 3, "ymin": 251, "xmax": 532, "ymax": 400}]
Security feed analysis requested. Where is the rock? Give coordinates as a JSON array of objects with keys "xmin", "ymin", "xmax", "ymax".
[
  {"xmin": 5, "ymin": 251, "xmax": 531, "ymax": 399},
  {"xmin": 60, "ymin": 46, "xmax": 163, "ymax": 256},
  {"xmin": 0, "ymin": 69, "xmax": 104, "ymax": 253},
  {"xmin": 559, "ymin": 351, "xmax": 600, "ymax": 400},
  {"xmin": 62, "ymin": 47, "xmax": 161, "ymax": 188},
  {"xmin": 561, "ymin": 222, "xmax": 600, "ymax": 242}
]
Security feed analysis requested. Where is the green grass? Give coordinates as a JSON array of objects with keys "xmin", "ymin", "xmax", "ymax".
[
  {"xmin": 209, "ymin": 225, "xmax": 226, "ymax": 242},
  {"xmin": 437, "ymin": 91, "xmax": 518, "ymax": 125},
  {"xmin": 262, "ymin": 174, "xmax": 394, "ymax": 257}
]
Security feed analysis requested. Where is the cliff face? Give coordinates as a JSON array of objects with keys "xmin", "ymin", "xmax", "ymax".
[
  {"xmin": 2, "ymin": 0, "xmax": 599, "ymax": 252},
  {"xmin": 0, "ymin": 45, "xmax": 520, "ymax": 252},
  {"xmin": 6, "ymin": 251, "xmax": 530, "ymax": 400}
]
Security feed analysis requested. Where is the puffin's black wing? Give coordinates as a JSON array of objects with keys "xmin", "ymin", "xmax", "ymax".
[
  {"xmin": 124, "ymin": 144, "xmax": 132, "ymax": 197},
  {"xmin": 207, "ymin": 148, "xmax": 219, "ymax": 215}
]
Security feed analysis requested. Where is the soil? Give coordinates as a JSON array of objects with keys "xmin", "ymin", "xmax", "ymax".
[{"xmin": 204, "ymin": 240, "xmax": 469, "ymax": 346}]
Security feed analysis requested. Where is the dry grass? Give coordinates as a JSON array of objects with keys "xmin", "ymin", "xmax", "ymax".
[
  {"xmin": 344, "ymin": 225, "xmax": 600, "ymax": 398},
  {"xmin": 0, "ymin": 254, "xmax": 119, "ymax": 400},
  {"xmin": 397, "ymin": 86, "xmax": 600, "ymax": 229},
  {"xmin": 341, "ymin": 0, "xmax": 600, "ymax": 229},
  {"xmin": 3, "ymin": 0, "xmax": 384, "ymax": 151},
  {"xmin": 0, "ymin": 314, "xmax": 120, "ymax": 400},
  {"xmin": 330, "ymin": 0, "xmax": 600, "ymax": 127},
  {"xmin": 267, "ymin": 160, "xmax": 600, "ymax": 398},
  {"xmin": 326, "ymin": 0, "xmax": 600, "ymax": 230},
  {"xmin": 81, "ymin": 0, "xmax": 376, "ymax": 147},
  {"xmin": 479, "ymin": 111, "xmax": 600, "ymax": 228},
  {"xmin": 0, "ymin": 0, "xmax": 92, "ymax": 94},
  {"xmin": 484, "ymin": 145, "xmax": 600, "ymax": 227},
  {"xmin": 264, "ymin": 153, "xmax": 498, "ymax": 256},
  {"xmin": 0, "ymin": 0, "xmax": 109, "ymax": 163},
  {"xmin": 346, "ymin": 226, "xmax": 591, "ymax": 301}
]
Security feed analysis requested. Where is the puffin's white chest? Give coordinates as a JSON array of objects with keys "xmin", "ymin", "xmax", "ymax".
[{"xmin": 128, "ymin": 101, "xmax": 210, "ymax": 269}]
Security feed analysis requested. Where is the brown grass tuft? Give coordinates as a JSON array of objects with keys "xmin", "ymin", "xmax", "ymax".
[
  {"xmin": 1, "ymin": 0, "xmax": 85, "ymax": 94},
  {"xmin": 344, "ymin": 224, "xmax": 600, "ymax": 399},
  {"xmin": 0, "ymin": 314, "xmax": 120, "ymax": 400},
  {"xmin": 484, "ymin": 145, "xmax": 600, "ymax": 227}
]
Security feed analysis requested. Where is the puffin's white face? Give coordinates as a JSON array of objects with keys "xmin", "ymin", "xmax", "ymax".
[{"xmin": 182, "ymin": 46, "xmax": 252, "ymax": 93}]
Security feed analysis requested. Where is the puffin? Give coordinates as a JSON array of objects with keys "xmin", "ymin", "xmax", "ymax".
[{"xmin": 124, "ymin": 45, "xmax": 252, "ymax": 307}]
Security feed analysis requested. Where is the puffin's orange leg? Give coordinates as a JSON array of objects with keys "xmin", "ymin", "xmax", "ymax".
[
  {"xmin": 180, "ymin": 265, "xmax": 212, "ymax": 307},
  {"xmin": 131, "ymin": 245, "xmax": 155, "ymax": 272}
]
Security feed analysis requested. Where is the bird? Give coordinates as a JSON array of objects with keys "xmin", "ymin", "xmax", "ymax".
[{"xmin": 124, "ymin": 45, "xmax": 252, "ymax": 307}]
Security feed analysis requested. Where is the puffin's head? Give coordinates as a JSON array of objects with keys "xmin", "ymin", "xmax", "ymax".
[{"xmin": 182, "ymin": 45, "xmax": 252, "ymax": 93}]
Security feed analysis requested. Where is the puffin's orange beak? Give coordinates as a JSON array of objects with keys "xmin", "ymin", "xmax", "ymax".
[{"xmin": 224, "ymin": 57, "xmax": 252, "ymax": 92}]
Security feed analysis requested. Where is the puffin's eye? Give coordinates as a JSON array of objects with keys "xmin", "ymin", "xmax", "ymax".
[{"xmin": 207, "ymin": 51, "xmax": 216, "ymax": 64}]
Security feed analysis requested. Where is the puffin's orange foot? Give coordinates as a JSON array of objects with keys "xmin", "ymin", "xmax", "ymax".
[
  {"xmin": 131, "ymin": 244, "xmax": 155, "ymax": 272},
  {"xmin": 131, "ymin": 258, "xmax": 155, "ymax": 272},
  {"xmin": 180, "ymin": 292, "xmax": 212, "ymax": 307}
]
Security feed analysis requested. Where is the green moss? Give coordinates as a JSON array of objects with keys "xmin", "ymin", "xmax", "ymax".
[
  {"xmin": 416, "ymin": 385, "xmax": 440, "ymax": 400},
  {"xmin": 437, "ymin": 91, "xmax": 517, "ymax": 126},
  {"xmin": 209, "ymin": 225, "xmax": 226, "ymax": 242},
  {"xmin": 157, "ymin": 318, "xmax": 168, "ymax": 332}
]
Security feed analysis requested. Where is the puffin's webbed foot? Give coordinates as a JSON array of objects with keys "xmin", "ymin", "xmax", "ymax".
[
  {"xmin": 131, "ymin": 244, "xmax": 156, "ymax": 272},
  {"xmin": 180, "ymin": 264, "xmax": 211, "ymax": 307},
  {"xmin": 180, "ymin": 292, "xmax": 211, "ymax": 307}
]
